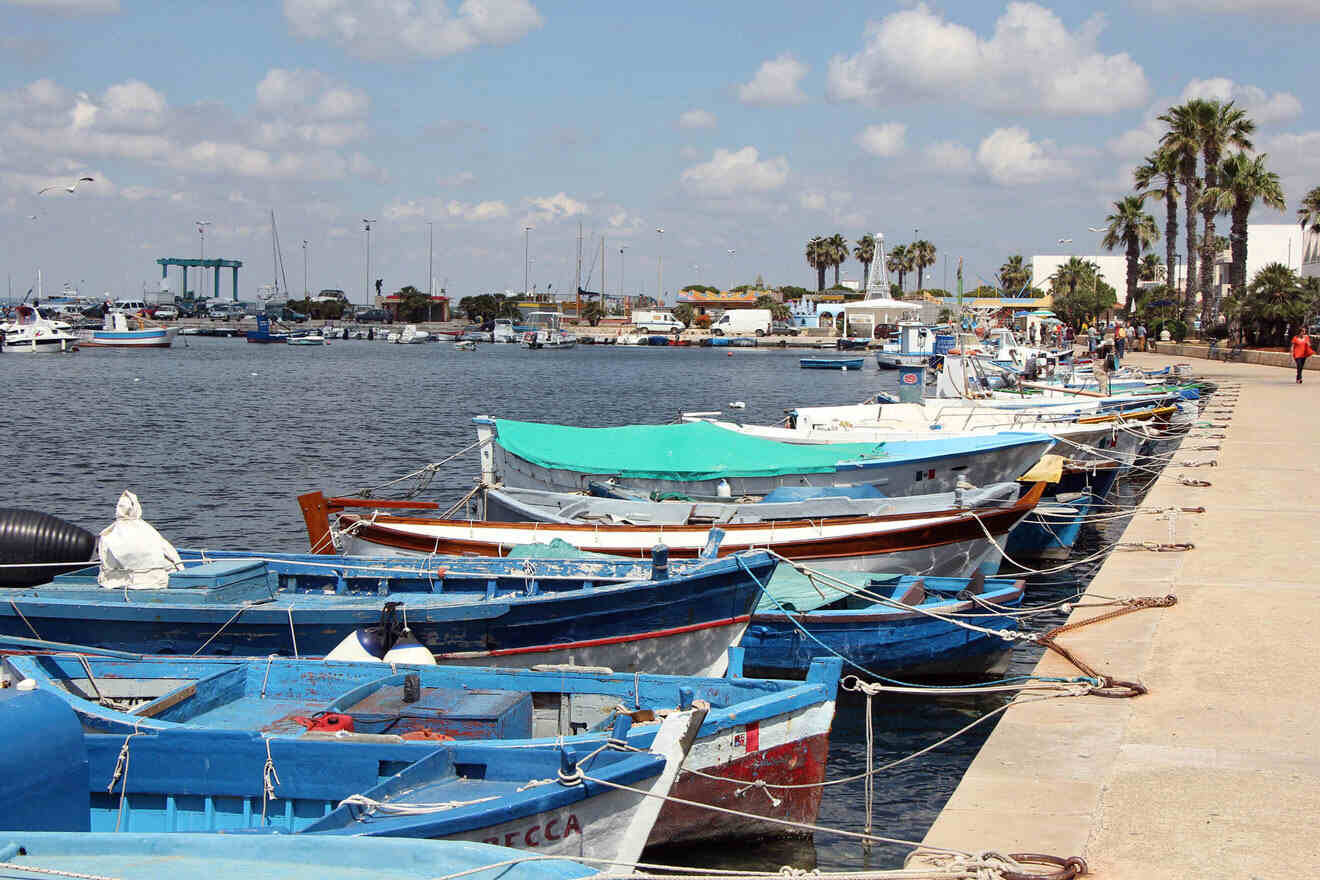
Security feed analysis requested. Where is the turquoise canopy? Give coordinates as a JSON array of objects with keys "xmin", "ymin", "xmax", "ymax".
[{"xmin": 493, "ymin": 419, "xmax": 1048, "ymax": 482}]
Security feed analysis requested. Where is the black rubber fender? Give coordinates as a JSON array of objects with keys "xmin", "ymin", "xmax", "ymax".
[{"xmin": 0, "ymin": 508, "xmax": 97, "ymax": 587}]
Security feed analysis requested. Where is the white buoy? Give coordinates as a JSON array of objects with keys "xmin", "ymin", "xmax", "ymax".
[
  {"xmin": 716, "ymin": 478, "xmax": 732, "ymax": 498},
  {"xmin": 729, "ymin": 401, "xmax": 746, "ymax": 409},
  {"xmin": 325, "ymin": 629, "xmax": 387, "ymax": 663},
  {"xmin": 383, "ymin": 630, "xmax": 437, "ymax": 665}
]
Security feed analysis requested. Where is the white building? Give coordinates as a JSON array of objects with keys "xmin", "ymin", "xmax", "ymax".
[{"xmin": 1030, "ymin": 254, "xmax": 1129, "ymax": 303}]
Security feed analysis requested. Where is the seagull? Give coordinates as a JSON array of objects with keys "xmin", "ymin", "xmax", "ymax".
[
  {"xmin": 1087, "ymin": 227, "xmax": 1105, "ymax": 233},
  {"xmin": 38, "ymin": 176, "xmax": 95, "ymax": 196}
]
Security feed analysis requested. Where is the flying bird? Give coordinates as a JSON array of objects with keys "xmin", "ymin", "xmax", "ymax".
[
  {"xmin": 38, "ymin": 176, "xmax": 95, "ymax": 196},
  {"xmin": 1087, "ymin": 227, "xmax": 1105, "ymax": 232}
]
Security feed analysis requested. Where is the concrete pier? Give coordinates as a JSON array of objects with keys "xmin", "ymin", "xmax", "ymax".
[{"xmin": 919, "ymin": 349, "xmax": 1320, "ymax": 879}]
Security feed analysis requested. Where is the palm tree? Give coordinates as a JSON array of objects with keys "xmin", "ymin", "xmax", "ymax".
[
  {"xmin": 1193, "ymin": 99, "xmax": 1255, "ymax": 329},
  {"xmin": 1201, "ymin": 151, "xmax": 1284, "ymax": 320},
  {"xmin": 997, "ymin": 255, "xmax": 1031, "ymax": 294},
  {"xmin": 1245, "ymin": 262, "xmax": 1305, "ymax": 345},
  {"xmin": 853, "ymin": 235, "xmax": 876, "ymax": 292},
  {"xmin": 805, "ymin": 236, "xmax": 827, "ymax": 292},
  {"xmin": 1133, "ymin": 148, "xmax": 1181, "ymax": 301},
  {"xmin": 1049, "ymin": 257, "xmax": 1096, "ymax": 298},
  {"xmin": 1297, "ymin": 186, "xmax": 1320, "ymax": 234},
  {"xmin": 1102, "ymin": 196, "xmax": 1160, "ymax": 310},
  {"xmin": 1139, "ymin": 253, "xmax": 1164, "ymax": 282},
  {"xmin": 886, "ymin": 244, "xmax": 909, "ymax": 292},
  {"xmin": 910, "ymin": 240, "xmax": 936, "ymax": 293},
  {"xmin": 1158, "ymin": 102, "xmax": 1204, "ymax": 324},
  {"xmin": 825, "ymin": 233, "xmax": 849, "ymax": 287}
]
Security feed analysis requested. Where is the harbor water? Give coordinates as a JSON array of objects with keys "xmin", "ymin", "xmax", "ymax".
[{"xmin": 2, "ymin": 339, "xmax": 1157, "ymax": 869}]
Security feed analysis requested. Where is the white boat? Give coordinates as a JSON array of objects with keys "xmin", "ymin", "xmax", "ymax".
[
  {"xmin": 616, "ymin": 333, "xmax": 649, "ymax": 346},
  {"xmin": 0, "ymin": 304, "xmax": 80, "ymax": 353},
  {"xmin": 875, "ymin": 322, "xmax": 939, "ymax": 369},
  {"xmin": 78, "ymin": 310, "xmax": 176, "ymax": 348},
  {"xmin": 455, "ymin": 339, "xmax": 477, "ymax": 351},
  {"xmin": 389, "ymin": 324, "xmax": 430, "ymax": 344},
  {"xmin": 522, "ymin": 311, "xmax": 577, "ymax": 349},
  {"xmin": 492, "ymin": 318, "xmax": 520, "ymax": 343},
  {"xmin": 288, "ymin": 332, "xmax": 327, "ymax": 346}
]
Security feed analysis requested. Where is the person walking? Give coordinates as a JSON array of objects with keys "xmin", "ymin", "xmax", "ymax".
[
  {"xmin": 1137, "ymin": 322, "xmax": 1147, "ymax": 352},
  {"xmin": 1115, "ymin": 323, "xmax": 1127, "ymax": 365},
  {"xmin": 1291, "ymin": 327, "xmax": 1314, "ymax": 384}
]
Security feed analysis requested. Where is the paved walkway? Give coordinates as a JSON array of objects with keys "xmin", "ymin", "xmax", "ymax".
[{"xmin": 918, "ymin": 349, "xmax": 1320, "ymax": 879}]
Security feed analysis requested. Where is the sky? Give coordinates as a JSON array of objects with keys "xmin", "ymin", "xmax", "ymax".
[{"xmin": 2, "ymin": 0, "xmax": 1318, "ymax": 304}]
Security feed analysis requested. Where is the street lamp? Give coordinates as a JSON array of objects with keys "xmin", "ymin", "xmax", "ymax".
[
  {"xmin": 426, "ymin": 221, "xmax": 434, "ymax": 298},
  {"xmin": 302, "ymin": 240, "xmax": 309, "ymax": 298},
  {"xmin": 196, "ymin": 220, "xmax": 211, "ymax": 299},
  {"xmin": 619, "ymin": 246, "xmax": 627, "ymax": 299},
  {"xmin": 523, "ymin": 226, "xmax": 533, "ymax": 297},
  {"xmin": 362, "ymin": 219, "xmax": 376, "ymax": 305},
  {"xmin": 656, "ymin": 228, "xmax": 664, "ymax": 304},
  {"xmin": 727, "ymin": 248, "xmax": 736, "ymax": 292}
]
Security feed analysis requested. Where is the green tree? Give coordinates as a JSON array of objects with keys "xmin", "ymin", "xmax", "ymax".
[
  {"xmin": 1049, "ymin": 258, "xmax": 1116, "ymax": 326},
  {"xmin": 805, "ymin": 237, "xmax": 828, "ymax": 292},
  {"xmin": 580, "ymin": 300, "xmax": 605, "ymax": 327},
  {"xmin": 1194, "ymin": 100, "xmax": 1255, "ymax": 329},
  {"xmin": 1238, "ymin": 262, "xmax": 1307, "ymax": 345},
  {"xmin": 1101, "ymin": 196, "xmax": 1160, "ymax": 312},
  {"xmin": 825, "ymin": 233, "xmax": 849, "ymax": 287},
  {"xmin": 853, "ymin": 234, "xmax": 876, "ymax": 292},
  {"xmin": 910, "ymin": 240, "xmax": 936, "ymax": 293},
  {"xmin": 1134, "ymin": 147, "xmax": 1181, "ymax": 303},
  {"xmin": 997, "ymin": 255, "xmax": 1031, "ymax": 294},
  {"xmin": 886, "ymin": 244, "xmax": 910, "ymax": 292},
  {"xmin": 1158, "ymin": 101, "xmax": 1205, "ymax": 323},
  {"xmin": 392, "ymin": 285, "xmax": 433, "ymax": 322},
  {"xmin": 1139, "ymin": 253, "xmax": 1164, "ymax": 282},
  {"xmin": 755, "ymin": 294, "xmax": 791, "ymax": 320},
  {"xmin": 1296, "ymin": 185, "xmax": 1320, "ymax": 234},
  {"xmin": 779, "ymin": 285, "xmax": 812, "ymax": 300},
  {"xmin": 1201, "ymin": 151, "xmax": 1285, "ymax": 320},
  {"xmin": 671, "ymin": 303, "xmax": 695, "ymax": 326},
  {"xmin": 458, "ymin": 294, "xmax": 497, "ymax": 321}
]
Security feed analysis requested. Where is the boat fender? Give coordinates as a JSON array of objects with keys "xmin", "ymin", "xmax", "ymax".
[
  {"xmin": 325, "ymin": 628, "xmax": 389, "ymax": 662},
  {"xmin": 294, "ymin": 713, "xmax": 355, "ymax": 733},
  {"xmin": 650, "ymin": 544, "xmax": 669, "ymax": 581},
  {"xmin": 0, "ymin": 507, "xmax": 97, "ymax": 588},
  {"xmin": 716, "ymin": 479, "xmax": 732, "ymax": 499},
  {"xmin": 383, "ymin": 631, "xmax": 436, "ymax": 666}
]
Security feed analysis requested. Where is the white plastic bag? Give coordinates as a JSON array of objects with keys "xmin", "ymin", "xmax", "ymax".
[{"xmin": 98, "ymin": 490, "xmax": 183, "ymax": 590}]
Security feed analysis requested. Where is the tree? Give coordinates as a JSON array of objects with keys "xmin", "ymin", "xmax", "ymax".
[
  {"xmin": 1134, "ymin": 148, "xmax": 1181, "ymax": 306},
  {"xmin": 1049, "ymin": 258, "xmax": 1116, "ymax": 326},
  {"xmin": 1158, "ymin": 102, "xmax": 1205, "ymax": 324},
  {"xmin": 580, "ymin": 300, "xmax": 605, "ymax": 327},
  {"xmin": 1201, "ymin": 151, "xmax": 1284, "ymax": 320},
  {"xmin": 825, "ymin": 233, "xmax": 849, "ymax": 287},
  {"xmin": 1297, "ymin": 185, "xmax": 1320, "ymax": 234},
  {"xmin": 1101, "ymin": 196, "xmax": 1160, "ymax": 313},
  {"xmin": 672, "ymin": 303, "xmax": 695, "ymax": 327},
  {"xmin": 1139, "ymin": 254, "xmax": 1164, "ymax": 282},
  {"xmin": 997, "ymin": 255, "xmax": 1031, "ymax": 294},
  {"xmin": 886, "ymin": 244, "xmax": 910, "ymax": 292},
  {"xmin": 755, "ymin": 294, "xmax": 791, "ymax": 320},
  {"xmin": 1193, "ymin": 99, "xmax": 1255, "ymax": 329},
  {"xmin": 910, "ymin": 240, "xmax": 936, "ymax": 293},
  {"xmin": 779, "ymin": 285, "xmax": 812, "ymax": 300},
  {"xmin": 853, "ymin": 234, "xmax": 876, "ymax": 292},
  {"xmin": 392, "ymin": 285, "xmax": 433, "ymax": 322},
  {"xmin": 805, "ymin": 237, "xmax": 828, "ymax": 292},
  {"xmin": 1239, "ymin": 262, "xmax": 1307, "ymax": 346},
  {"xmin": 458, "ymin": 294, "xmax": 498, "ymax": 322}
]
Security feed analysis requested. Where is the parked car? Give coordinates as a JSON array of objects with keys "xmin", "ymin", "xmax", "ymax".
[
  {"xmin": 281, "ymin": 308, "xmax": 308, "ymax": 323},
  {"xmin": 152, "ymin": 304, "xmax": 179, "ymax": 320},
  {"xmin": 355, "ymin": 307, "xmax": 390, "ymax": 323},
  {"xmin": 771, "ymin": 321, "xmax": 800, "ymax": 336}
]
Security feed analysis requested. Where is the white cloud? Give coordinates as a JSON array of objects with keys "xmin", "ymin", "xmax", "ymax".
[
  {"xmin": 855, "ymin": 122, "xmax": 906, "ymax": 157},
  {"xmin": 445, "ymin": 199, "xmax": 510, "ymax": 222},
  {"xmin": 976, "ymin": 127, "xmax": 1073, "ymax": 185},
  {"xmin": 283, "ymin": 0, "xmax": 544, "ymax": 61},
  {"xmin": 2, "ymin": 0, "xmax": 119, "ymax": 13},
  {"xmin": 827, "ymin": 2, "xmax": 1148, "ymax": 116},
  {"xmin": 438, "ymin": 170, "xmax": 476, "ymax": 186},
  {"xmin": 100, "ymin": 81, "xmax": 166, "ymax": 130},
  {"xmin": 384, "ymin": 199, "xmax": 427, "ymax": 220},
  {"xmin": 522, "ymin": 192, "xmax": 588, "ymax": 224},
  {"xmin": 800, "ymin": 191, "xmax": 828, "ymax": 212},
  {"xmin": 927, "ymin": 140, "xmax": 975, "ymax": 173},
  {"xmin": 736, "ymin": 54, "xmax": 808, "ymax": 106},
  {"xmin": 680, "ymin": 146, "xmax": 789, "ymax": 197},
  {"xmin": 678, "ymin": 109, "xmax": 717, "ymax": 129},
  {"xmin": 1180, "ymin": 77, "xmax": 1302, "ymax": 125},
  {"xmin": 256, "ymin": 69, "xmax": 368, "ymax": 120}
]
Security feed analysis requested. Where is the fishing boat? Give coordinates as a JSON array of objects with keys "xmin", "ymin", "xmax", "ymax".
[
  {"xmin": 0, "ymin": 547, "xmax": 772, "ymax": 675},
  {"xmin": 740, "ymin": 570, "xmax": 1026, "ymax": 679},
  {"xmin": 0, "ymin": 304, "xmax": 80, "ymax": 353},
  {"xmin": 246, "ymin": 314, "xmax": 289, "ymax": 344},
  {"xmin": 300, "ymin": 482, "xmax": 1045, "ymax": 576},
  {"xmin": 0, "ymin": 683, "xmax": 701, "ymax": 862},
  {"xmin": 1, "ymin": 650, "xmax": 843, "ymax": 845},
  {"xmin": 0, "ymin": 835, "xmax": 602, "ymax": 880},
  {"xmin": 492, "ymin": 318, "xmax": 520, "ymax": 342},
  {"xmin": 522, "ymin": 312, "xmax": 577, "ymax": 349},
  {"xmin": 874, "ymin": 323, "xmax": 939, "ymax": 369},
  {"xmin": 1004, "ymin": 490, "xmax": 1094, "ymax": 560},
  {"xmin": 78, "ymin": 310, "xmax": 176, "ymax": 348},
  {"xmin": 389, "ymin": 325, "xmax": 431, "ymax": 344},
  {"xmin": 471, "ymin": 417, "xmax": 1054, "ymax": 499},
  {"xmin": 799, "ymin": 357, "xmax": 863, "ymax": 371}
]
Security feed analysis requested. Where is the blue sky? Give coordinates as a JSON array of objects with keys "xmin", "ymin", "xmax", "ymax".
[{"xmin": 2, "ymin": 0, "xmax": 1318, "ymax": 304}]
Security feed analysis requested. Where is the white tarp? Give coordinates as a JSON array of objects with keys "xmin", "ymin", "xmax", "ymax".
[{"xmin": 98, "ymin": 490, "xmax": 183, "ymax": 589}]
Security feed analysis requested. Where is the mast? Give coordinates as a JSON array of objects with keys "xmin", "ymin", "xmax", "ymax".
[
  {"xmin": 270, "ymin": 210, "xmax": 279, "ymax": 298},
  {"xmin": 601, "ymin": 236, "xmax": 606, "ymax": 315},
  {"xmin": 575, "ymin": 221, "xmax": 582, "ymax": 321}
]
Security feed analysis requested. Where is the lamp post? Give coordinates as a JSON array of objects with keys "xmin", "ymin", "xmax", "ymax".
[
  {"xmin": 362, "ymin": 219, "xmax": 376, "ymax": 305},
  {"xmin": 523, "ymin": 226, "xmax": 533, "ymax": 297},
  {"xmin": 426, "ymin": 221, "xmax": 434, "ymax": 298},
  {"xmin": 195, "ymin": 220, "xmax": 211, "ymax": 299},
  {"xmin": 727, "ymin": 249, "xmax": 736, "ymax": 292},
  {"xmin": 301, "ymin": 240, "xmax": 308, "ymax": 298},
  {"xmin": 656, "ymin": 228, "xmax": 664, "ymax": 305},
  {"xmin": 619, "ymin": 246, "xmax": 627, "ymax": 299}
]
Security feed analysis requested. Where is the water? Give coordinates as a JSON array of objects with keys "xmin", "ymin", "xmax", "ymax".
[{"xmin": 1, "ymin": 337, "xmax": 1166, "ymax": 869}]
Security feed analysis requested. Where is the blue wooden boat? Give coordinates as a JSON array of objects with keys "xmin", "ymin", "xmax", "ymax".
[
  {"xmin": 738, "ymin": 571, "xmax": 1025, "ymax": 679},
  {"xmin": 799, "ymin": 357, "xmax": 864, "ymax": 371},
  {"xmin": 0, "ymin": 835, "xmax": 599, "ymax": 880},
  {"xmin": 0, "ymin": 649, "xmax": 841, "ymax": 846},
  {"xmin": 0, "ymin": 683, "xmax": 701, "ymax": 863},
  {"xmin": 0, "ymin": 548, "xmax": 775, "ymax": 676},
  {"xmin": 246, "ymin": 314, "xmax": 288, "ymax": 344},
  {"xmin": 1005, "ymin": 491, "xmax": 1095, "ymax": 560}
]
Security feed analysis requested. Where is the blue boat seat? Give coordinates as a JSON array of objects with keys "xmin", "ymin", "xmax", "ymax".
[{"xmin": 760, "ymin": 484, "xmax": 889, "ymax": 503}]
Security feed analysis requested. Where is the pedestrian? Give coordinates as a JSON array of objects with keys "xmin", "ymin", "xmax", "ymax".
[
  {"xmin": 1093, "ymin": 340, "xmax": 1114, "ymax": 396},
  {"xmin": 1115, "ymin": 323, "xmax": 1127, "ymax": 365},
  {"xmin": 1137, "ymin": 322, "xmax": 1147, "ymax": 352},
  {"xmin": 1291, "ymin": 326, "xmax": 1314, "ymax": 384}
]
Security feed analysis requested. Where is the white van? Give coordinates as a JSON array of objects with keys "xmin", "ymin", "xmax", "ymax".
[
  {"xmin": 113, "ymin": 299, "xmax": 148, "ymax": 313},
  {"xmin": 711, "ymin": 309, "xmax": 772, "ymax": 337},
  {"xmin": 630, "ymin": 309, "xmax": 685, "ymax": 333}
]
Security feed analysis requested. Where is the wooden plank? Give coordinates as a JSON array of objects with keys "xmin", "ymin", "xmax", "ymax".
[{"xmin": 129, "ymin": 683, "xmax": 196, "ymax": 717}]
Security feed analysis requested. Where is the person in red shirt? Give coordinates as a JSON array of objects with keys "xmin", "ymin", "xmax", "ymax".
[{"xmin": 1291, "ymin": 327, "xmax": 1315, "ymax": 384}]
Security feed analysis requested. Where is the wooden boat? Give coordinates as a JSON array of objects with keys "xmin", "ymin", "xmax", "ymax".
[
  {"xmin": 740, "ymin": 572, "xmax": 1026, "ymax": 679},
  {"xmin": 1005, "ymin": 490, "xmax": 1094, "ymax": 560},
  {"xmin": 472, "ymin": 417, "xmax": 1055, "ymax": 499},
  {"xmin": 299, "ymin": 482, "xmax": 1046, "ymax": 576},
  {"xmin": 0, "ymin": 835, "xmax": 600, "ymax": 880},
  {"xmin": 799, "ymin": 357, "xmax": 863, "ymax": 370},
  {"xmin": 0, "ymin": 548, "xmax": 774, "ymax": 675},
  {"xmin": 0, "ymin": 683, "xmax": 700, "ymax": 862},
  {"xmin": 1, "ymin": 650, "xmax": 843, "ymax": 845},
  {"xmin": 246, "ymin": 314, "xmax": 288, "ymax": 344},
  {"xmin": 78, "ymin": 310, "xmax": 176, "ymax": 348}
]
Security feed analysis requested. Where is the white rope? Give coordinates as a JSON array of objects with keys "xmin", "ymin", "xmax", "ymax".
[
  {"xmin": 0, "ymin": 863, "xmax": 124, "ymax": 880},
  {"xmin": 336, "ymin": 792, "xmax": 500, "ymax": 815},
  {"xmin": 261, "ymin": 736, "xmax": 281, "ymax": 821}
]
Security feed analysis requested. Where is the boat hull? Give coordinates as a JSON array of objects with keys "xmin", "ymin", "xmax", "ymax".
[{"xmin": 79, "ymin": 328, "xmax": 176, "ymax": 348}]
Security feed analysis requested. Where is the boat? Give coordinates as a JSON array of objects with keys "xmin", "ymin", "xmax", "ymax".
[
  {"xmin": 492, "ymin": 318, "xmax": 520, "ymax": 343},
  {"xmin": 1004, "ymin": 490, "xmax": 1094, "ymax": 560},
  {"xmin": 0, "ymin": 546, "xmax": 774, "ymax": 675},
  {"xmin": 799, "ymin": 357, "xmax": 863, "ymax": 370},
  {"xmin": 0, "ymin": 834, "xmax": 601, "ymax": 880},
  {"xmin": 0, "ymin": 683, "xmax": 702, "ymax": 862},
  {"xmin": 740, "ymin": 570, "xmax": 1026, "ymax": 679},
  {"xmin": 522, "ymin": 312, "xmax": 577, "ymax": 349},
  {"xmin": 287, "ymin": 332, "xmax": 327, "ymax": 346},
  {"xmin": 455, "ymin": 339, "xmax": 477, "ymax": 351},
  {"xmin": 301, "ymin": 481, "xmax": 1045, "ymax": 576},
  {"xmin": 246, "ymin": 314, "xmax": 289, "ymax": 344},
  {"xmin": 0, "ymin": 304, "xmax": 80, "ymax": 353},
  {"xmin": 78, "ymin": 310, "xmax": 176, "ymax": 348},
  {"xmin": 471, "ymin": 416, "xmax": 1054, "ymax": 499},
  {"xmin": 390, "ymin": 325, "xmax": 431, "ymax": 344},
  {"xmin": 875, "ymin": 323, "xmax": 940, "ymax": 369},
  {"xmin": 1, "ymin": 649, "xmax": 843, "ymax": 845}
]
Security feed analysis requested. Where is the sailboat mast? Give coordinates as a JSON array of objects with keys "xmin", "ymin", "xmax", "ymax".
[
  {"xmin": 575, "ymin": 221, "xmax": 582, "ymax": 320},
  {"xmin": 270, "ymin": 210, "xmax": 279, "ymax": 298}
]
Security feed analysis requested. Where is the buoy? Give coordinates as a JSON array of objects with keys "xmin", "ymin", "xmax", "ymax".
[
  {"xmin": 383, "ymin": 630, "xmax": 437, "ymax": 665},
  {"xmin": 716, "ymin": 479, "xmax": 732, "ymax": 498},
  {"xmin": 325, "ymin": 628, "xmax": 388, "ymax": 662},
  {"xmin": 729, "ymin": 401, "xmax": 746, "ymax": 409}
]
